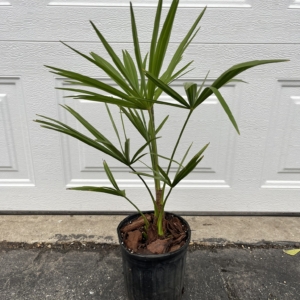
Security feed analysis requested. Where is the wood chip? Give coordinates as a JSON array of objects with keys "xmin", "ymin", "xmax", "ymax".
[
  {"xmin": 124, "ymin": 230, "xmax": 142, "ymax": 252},
  {"xmin": 121, "ymin": 214, "xmax": 151, "ymax": 233},
  {"xmin": 147, "ymin": 239, "xmax": 170, "ymax": 254},
  {"xmin": 146, "ymin": 224, "xmax": 158, "ymax": 244},
  {"xmin": 169, "ymin": 244, "xmax": 181, "ymax": 252}
]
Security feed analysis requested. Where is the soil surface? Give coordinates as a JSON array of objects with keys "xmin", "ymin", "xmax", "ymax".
[{"xmin": 120, "ymin": 213, "xmax": 189, "ymax": 254}]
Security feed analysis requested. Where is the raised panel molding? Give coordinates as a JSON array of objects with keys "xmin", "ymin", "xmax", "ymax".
[
  {"xmin": 0, "ymin": 77, "xmax": 35, "ymax": 187},
  {"xmin": 56, "ymin": 77, "xmax": 240, "ymax": 189},
  {"xmin": 289, "ymin": 0, "xmax": 300, "ymax": 8},
  {"xmin": 0, "ymin": 94, "xmax": 18, "ymax": 171},
  {"xmin": 261, "ymin": 80, "xmax": 300, "ymax": 189},
  {"xmin": 48, "ymin": 0, "xmax": 251, "ymax": 8}
]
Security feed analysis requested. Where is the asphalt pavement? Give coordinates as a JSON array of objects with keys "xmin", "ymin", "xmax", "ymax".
[{"xmin": 0, "ymin": 243, "xmax": 299, "ymax": 300}]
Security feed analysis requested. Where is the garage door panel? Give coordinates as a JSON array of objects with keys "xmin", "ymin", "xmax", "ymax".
[
  {"xmin": 1, "ymin": 1, "xmax": 299, "ymax": 43},
  {"xmin": 1, "ymin": 42, "xmax": 297, "ymax": 78},
  {"xmin": 289, "ymin": 0, "xmax": 300, "ymax": 9},
  {"xmin": 261, "ymin": 80, "xmax": 300, "ymax": 189},
  {"xmin": 0, "ymin": 77, "xmax": 35, "ymax": 187},
  {"xmin": 47, "ymin": 0, "xmax": 252, "ymax": 7},
  {"xmin": 0, "ymin": 0, "xmax": 299, "ymax": 212}
]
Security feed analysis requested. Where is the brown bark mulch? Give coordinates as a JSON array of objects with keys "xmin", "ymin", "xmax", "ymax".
[{"xmin": 120, "ymin": 213, "xmax": 189, "ymax": 254}]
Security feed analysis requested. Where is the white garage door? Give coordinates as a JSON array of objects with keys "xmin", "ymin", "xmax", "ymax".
[{"xmin": 1, "ymin": 0, "xmax": 299, "ymax": 213}]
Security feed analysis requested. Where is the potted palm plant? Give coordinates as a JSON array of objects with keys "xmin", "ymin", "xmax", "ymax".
[{"xmin": 35, "ymin": 0, "xmax": 287, "ymax": 298}]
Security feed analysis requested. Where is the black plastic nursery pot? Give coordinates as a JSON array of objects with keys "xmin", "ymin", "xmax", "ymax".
[{"xmin": 117, "ymin": 211, "xmax": 191, "ymax": 300}]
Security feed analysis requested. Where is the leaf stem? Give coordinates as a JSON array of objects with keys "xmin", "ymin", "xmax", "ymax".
[
  {"xmin": 124, "ymin": 196, "xmax": 149, "ymax": 229},
  {"xmin": 163, "ymin": 187, "xmax": 173, "ymax": 208},
  {"xmin": 129, "ymin": 165, "xmax": 156, "ymax": 211},
  {"xmin": 162, "ymin": 109, "xmax": 193, "ymax": 198}
]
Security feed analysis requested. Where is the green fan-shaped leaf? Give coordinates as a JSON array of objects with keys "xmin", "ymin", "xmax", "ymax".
[
  {"xmin": 176, "ymin": 142, "xmax": 193, "ymax": 176},
  {"xmin": 61, "ymin": 105, "xmax": 127, "ymax": 160},
  {"xmin": 160, "ymin": 7, "xmax": 206, "ymax": 85},
  {"xmin": 148, "ymin": 0, "xmax": 163, "ymax": 98},
  {"xmin": 155, "ymin": 115, "xmax": 169, "ymax": 135},
  {"xmin": 57, "ymin": 87, "xmax": 140, "ymax": 109},
  {"xmin": 184, "ymin": 82, "xmax": 197, "ymax": 106},
  {"xmin": 59, "ymin": 42, "xmax": 133, "ymax": 96},
  {"xmin": 46, "ymin": 65, "xmax": 131, "ymax": 100},
  {"xmin": 123, "ymin": 50, "xmax": 139, "ymax": 91},
  {"xmin": 143, "ymin": 97, "xmax": 188, "ymax": 109},
  {"xmin": 124, "ymin": 138, "xmax": 130, "ymax": 162},
  {"xmin": 157, "ymin": 165, "xmax": 172, "ymax": 187},
  {"xmin": 105, "ymin": 104, "xmax": 124, "ymax": 152},
  {"xmin": 151, "ymin": 153, "xmax": 182, "ymax": 167},
  {"xmin": 67, "ymin": 186, "xmax": 125, "ymax": 197},
  {"xmin": 196, "ymin": 70, "xmax": 210, "ymax": 99},
  {"xmin": 103, "ymin": 160, "xmax": 120, "ymax": 191},
  {"xmin": 89, "ymin": 20, "xmax": 141, "ymax": 96},
  {"xmin": 120, "ymin": 107, "xmax": 148, "ymax": 140},
  {"xmin": 129, "ymin": 2, "xmax": 146, "ymax": 95},
  {"xmin": 35, "ymin": 116, "xmax": 127, "ymax": 164},
  {"xmin": 172, "ymin": 143, "xmax": 209, "ymax": 187},
  {"xmin": 148, "ymin": 0, "xmax": 179, "ymax": 99},
  {"xmin": 145, "ymin": 71, "xmax": 189, "ymax": 108},
  {"xmin": 131, "ymin": 137, "xmax": 159, "ymax": 164},
  {"xmin": 196, "ymin": 59, "xmax": 289, "ymax": 105},
  {"xmin": 90, "ymin": 52, "xmax": 133, "ymax": 94},
  {"xmin": 207, "ymin": 87, "xmax": 240, "ymax": 135}
]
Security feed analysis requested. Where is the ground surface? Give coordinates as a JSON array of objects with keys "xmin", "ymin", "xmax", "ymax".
[
  {"xmin": 1, "ymin": 215, "xmax": 300, "ymax": 245},
  {"xmin": 0, "ymin": 243, "xmax": 299, "ymax": 300}
]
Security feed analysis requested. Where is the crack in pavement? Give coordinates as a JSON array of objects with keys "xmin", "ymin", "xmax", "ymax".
[{"xmin": 217, "ymin": 264, "xmax": 240, "ymax": 300}]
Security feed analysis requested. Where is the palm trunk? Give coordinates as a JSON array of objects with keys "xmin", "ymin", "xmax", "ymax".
[{"xmin": 148, "ymin": 107, "xmax": 164, "ymax": 236}]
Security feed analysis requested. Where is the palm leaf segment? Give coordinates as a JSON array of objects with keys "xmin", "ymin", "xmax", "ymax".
[
  {"xmin": 68, "ymin": 160, "xmax": 125, "ymax": 197},
  {"xmin": 34, "ymin": 105, "xmax": 153, "ymax": 166}
]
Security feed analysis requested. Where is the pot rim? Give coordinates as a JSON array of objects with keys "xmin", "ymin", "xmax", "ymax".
[{"xmin": 117, "ymin": 210, "xmax": 191, "ymax": 259}]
